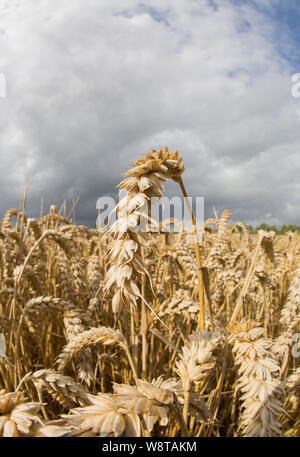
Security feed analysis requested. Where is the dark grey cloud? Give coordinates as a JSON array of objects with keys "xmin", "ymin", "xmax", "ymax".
[{"xmin": 0, "ymin": 0, "xmax": 299, "ymax": 227}]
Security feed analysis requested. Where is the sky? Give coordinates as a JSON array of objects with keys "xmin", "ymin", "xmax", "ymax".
[{"xmin": 0, "ymin": 0, "xmax": 300, "ymax": 228}]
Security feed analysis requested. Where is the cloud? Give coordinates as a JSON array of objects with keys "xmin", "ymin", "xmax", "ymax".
[{"xmin": 0, "ymin": 0, "xmax": 299, "ymax": 227}]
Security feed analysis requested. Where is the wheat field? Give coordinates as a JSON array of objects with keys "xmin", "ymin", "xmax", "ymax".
[{"xmin": 0, "ymin": 148, "xmax": 299, "ymax": 437}]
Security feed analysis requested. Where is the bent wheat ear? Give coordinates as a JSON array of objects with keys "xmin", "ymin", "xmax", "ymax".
[
  {"xmin": 23, "ymin": 369, "xmax": 91, "ymax": 407},
  {"xmin": 56, "ymin": 393, "xmax": 141, "ymax": 437},
  {"xmin": 104, "ymin": 147, "xmax": 184, "ymax": 314},
  {"xmin": 56, "ymin": 326, "xmax": 125, "ymax": 371}
]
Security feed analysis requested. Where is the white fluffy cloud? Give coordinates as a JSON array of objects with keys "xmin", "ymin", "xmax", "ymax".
[{"xmin": 0, "ymin": 0, "xmax": 299, "ymax": 226}]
